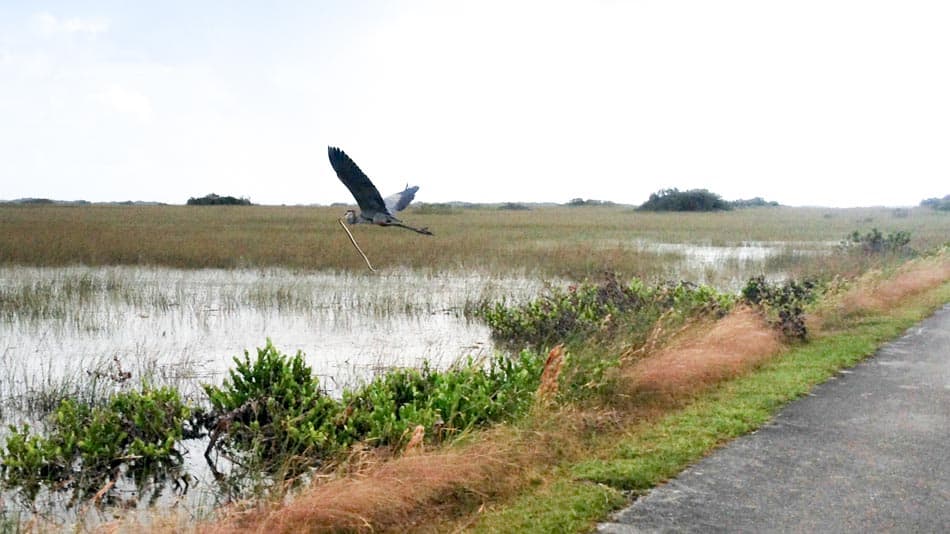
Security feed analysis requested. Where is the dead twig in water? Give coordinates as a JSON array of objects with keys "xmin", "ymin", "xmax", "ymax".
[{"xmin": 338, "ymin": 217, "xmax": 376, "ymax": 273}]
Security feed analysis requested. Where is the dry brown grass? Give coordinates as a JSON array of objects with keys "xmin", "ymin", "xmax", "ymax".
[
  {"xmin": 834, "ymin": 255, "xmax": 950, "ymax": 316},
  {"xmin": 199, "ymin": 422, "xmax": 573, "ymax": 534},
  {"xmin": 624, "ymin": 307, "xmax": 783, "ymax": 397},
  {"xmin": 535, "ymin": 344, "xmax": 565, "ymax": 405}
]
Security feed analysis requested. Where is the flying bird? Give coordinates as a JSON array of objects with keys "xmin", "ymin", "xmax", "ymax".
[{"xmin": 328, "ymin": 146, "xmax": 432, "ymax": 235}]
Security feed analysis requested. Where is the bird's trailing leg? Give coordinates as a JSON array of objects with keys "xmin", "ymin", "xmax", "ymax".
[
  {"xmin": 384, "ymin": 222, "xmax": 433, "ymax": 235},
  {"xmin": 338, "ymin": 217, "xmax": 376, "ymax": 272}
]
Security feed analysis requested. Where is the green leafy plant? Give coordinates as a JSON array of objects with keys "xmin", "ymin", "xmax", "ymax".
[
  {"xmin": 1, "ymin": 386, "xmax": 190, "ymax": 505},
  {"xmin": 339, "ymin": 352, "xmax": 545, "ymax": 446},
  {"xmin": 841, "ymin": 228, "xmax": 914, "ymax": 256},
  {"xmin": 202, "ymin": 340, "xmax": 341, "ymax": 473},
  {"xmin": 203, "ymin": 341, "xmax": 545, "ymax": 478},
  {"xmin": 741, "ymin": 275, "xmax": 821, "ymax": 340},
  {"xmin": 475, "ymin": 274, "xmax": 735, "ymax": 401},
  {"xmin": 476, "ymin": 274, "xmax": 733, "ymax": 351}
]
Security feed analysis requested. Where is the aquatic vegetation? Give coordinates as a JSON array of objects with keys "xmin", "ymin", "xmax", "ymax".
[
  {"xmin": 203, "ymin": 341, "xmax": 545, "ymax": 480},
  {"xmin": 203, "ymin": 340, "xmax": 341, "ymax": 475},
  {"xmin": 474, "ymin": 274, "xmax": 736, "ymax": 403},
  {"xmin": 476, "ymin": 273, "xmax": 734, "ymax": 352},
  {"xmin": 840, "ymin": 228, "xmax": 914, "ymax": 257},
  {"xmin": 1, "ymin": 386, "xmax": 191, "ymax": 506},
  {"xmin": 338, "ymin": 350, "xmax": 544, "ymax": 447}
]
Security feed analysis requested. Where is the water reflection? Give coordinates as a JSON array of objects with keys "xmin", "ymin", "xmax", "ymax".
[
  {"xmin": 636, "ymin": 240, "xmax": 832, "ymax": 290},
  {"xmin": 0, "ymin": 266, "xmax": 547, "ymax": 406}
]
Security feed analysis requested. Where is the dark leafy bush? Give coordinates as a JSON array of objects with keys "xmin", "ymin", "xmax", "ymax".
[
  {"xmin": 741, "ymin": 276, "xmax": 820, "ymax": 340},
  {"xmin": 476, "ymin": 274, "xmax": 733, "ymax": 351},
  {"xmin": 203, "ymin": 341, "xmax": 545, "ymax": 476},
  {"xmin": 203, "ymin": 340, "xmax": 341, "ymax": 472},
  {"xmin": 339, "ymin": 352, "xmax": 544, "ymax": 446},
  {"xmin": 637, "ymin": 188, "xmax": 732, "ymax": 212},
  {"xmin": 1, "ymin": 387, "xmax": 190, "ymax": 504},
  {"xmin": 841, "ymin": 228, "xmax": 914, "ymax": 257},
  {"xmin": 186, "ymin": 193, "xmax": 252, "ymax": 206},
  {"xmin": 920, "ymin": 195, "xmax": 950, "ymax": 211}
]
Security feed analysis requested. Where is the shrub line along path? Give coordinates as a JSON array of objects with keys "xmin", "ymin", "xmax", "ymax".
[{"xmin": 598, "ymin": 303, "xmax": 950, "ymax": 533}]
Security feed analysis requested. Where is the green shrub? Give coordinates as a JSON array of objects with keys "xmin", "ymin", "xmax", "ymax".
[
  {"xmin": 476, "ymin": 274, "xmax": 733, "ymax": 351},
  {"xmin": 741, "ymin": 275, "xmax": 821, "ymax": 340},
  {"xmin": 920, "ymin": 195, "xmax": 950, "ymax": 211},
  {"xmin": 1, "ymin": 387, "xmax": 190, "ymax": 504},
  {"xmin": 203, "ymin": 341, "xmax": 545, "ymax": 476},
  {"xmin": 637, "ymin": 188, "xmax": 732, "ymax": 212},
  {"xmin": 202, "ymin": 340, "xmax": 341, "ymax": 472},
  {"xmin": 339, "ymin": 352, "xmax": 545, "ymax": 446},
  {"xmin": 186, "ymin": 193, "xmax": 252, "ymax": 206},
  {"xmin": 841, "ymin": 228, "xmax": 914, "ymax": 257},
  {"xmin": 475, "ymin": 275, "xmax": 735, "ymax": 401}
]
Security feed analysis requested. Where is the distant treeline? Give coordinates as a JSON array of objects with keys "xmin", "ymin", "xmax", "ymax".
[
  {"xmin": 634, "ymin": 189, "xmax": 780, "ymax": 212},
  {"xmin": 567, "ymin": 198, "xmax": 617, "ymax": 207},
  {"xmin": 637, "ymin": 188, "xmax": 726, "ymax": 212},
  {"xmin": 920, "ymin": 195, "xmax": 950, "ymax": 211},
  {"xmin": 186, "ymin": 193, "xmax": 252, "ymax": 206}
]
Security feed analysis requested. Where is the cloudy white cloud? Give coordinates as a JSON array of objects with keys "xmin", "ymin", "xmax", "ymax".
[
  {"xmin": 33, "ymin": 12, "xmax": 110, "ymax": 36},
  {"xmin": 1, "ymin": 2, "xmax": 948, "ymax": 206},
  {"xmin": 97, "ymin": 84, "xmax": 153, "ymax": 123}
]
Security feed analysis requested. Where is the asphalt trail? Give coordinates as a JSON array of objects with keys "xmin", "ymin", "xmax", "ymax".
[{"xmin": 598, "ymin": 304, "xmax": 950, "ymax": 533}]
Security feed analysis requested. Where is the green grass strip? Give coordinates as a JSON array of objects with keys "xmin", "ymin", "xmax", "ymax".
[
  {"xmin": 468, "ymin": 282, "xmax": 950, "ymax": 533},
  {"xmin": 469, "ymin": 479, "xmax": 626, "ymax": 533}
]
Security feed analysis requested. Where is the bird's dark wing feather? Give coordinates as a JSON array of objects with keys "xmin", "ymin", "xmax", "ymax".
[{"xmin": 328, "ymin": 146, "xmax": 389, "ymax": 215}]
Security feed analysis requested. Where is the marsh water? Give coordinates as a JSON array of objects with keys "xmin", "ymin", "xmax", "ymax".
[
  {"xmin": 0, "ymin": 265, "xmax": 551, "ymax": 525},
  {"xmin": 0, "ymin": 240, "xmax": 830, "ymax": 524},
  {"xmin": 0, "ymin": 266, "xmax": 551, "ymax": 406}
]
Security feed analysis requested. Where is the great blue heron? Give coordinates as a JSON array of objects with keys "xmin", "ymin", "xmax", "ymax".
[{"xmin": 328, "ymin": 146, "xmax": 432, "ymax": 235}]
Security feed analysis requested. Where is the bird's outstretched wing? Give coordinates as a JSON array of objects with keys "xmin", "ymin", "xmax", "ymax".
[
  {"xmin": 384, "ymin": 185, "xmax": 419, "ymax": 214},
  {"xmin": 328, "ymin": 146, "xmax": 389, "ymax": 216}
]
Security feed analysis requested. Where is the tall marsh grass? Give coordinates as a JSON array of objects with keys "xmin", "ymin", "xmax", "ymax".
[{"xmin": 3, "ymin": 204, "xmax": 948, "ymax": 278}]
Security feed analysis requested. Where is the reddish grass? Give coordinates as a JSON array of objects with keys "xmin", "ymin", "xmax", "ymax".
[
  {"xmin": 201, "ymin": 423, "xmax": 566, "ymax": 534},
  {"xmin": 624, "ymin": 307, "xmax": 783, "ymax": 396},
  {"xmin": 836, "ymin": 258, "xmax": 950, "ymax": 315},
  {"xmin": 536, "ymin": 344, "xmax": 565, "ymax": 405}
]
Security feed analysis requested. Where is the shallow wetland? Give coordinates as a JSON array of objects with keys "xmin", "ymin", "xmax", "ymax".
[{"xmin": 1, "ymin": 204, "xmax": 948, "ymax": 528}]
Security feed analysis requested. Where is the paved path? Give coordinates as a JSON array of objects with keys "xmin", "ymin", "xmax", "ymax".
[{"xmin": 598, "ymin": 304, "xmax": 950, "ymax": 533}]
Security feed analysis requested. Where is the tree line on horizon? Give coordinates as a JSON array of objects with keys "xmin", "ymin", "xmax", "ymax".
[
  {"xmin": 4, "ymin": 190, "xmax": 946, "ymax": 212},
  {"xmin": 920, "ymin": 194, "xmax": 950, "ymax": 211},
  {"xmin": 186, "ymin": 193, "xmax": 252, "ymax": 206}
]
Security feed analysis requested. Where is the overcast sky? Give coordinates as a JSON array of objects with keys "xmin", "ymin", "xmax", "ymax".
[{"xmin": 1, "ymin": 1, "xmax": 948, "ymax": 207}]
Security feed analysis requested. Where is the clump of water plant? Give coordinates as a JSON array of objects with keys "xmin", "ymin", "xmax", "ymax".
[
  {"xmin": 338, "ymin": 352, "xmax": 545, "ymax": 447},
  {"xmin": 0, "ymin": 386, "xmax": 191, "ymax": 506},
  {"xmin": 203, "ymin": 341, "xmax": 546, "ymax": 481},
  {"xmin": 476, "ymin": 273, "xmax": 733, "ymax": 351},
  {"xmin": 841, "ymin": 228, "xmax": 914, "ymax": 257},
  {"xmin": 474, "ymin": 274, "xmax": 735, "ymax": 402},
  {"xmin": 741, "ymin": 275, "xmax": 821, "ymax": 340},
  {"xmin": 203, "ymin": 340, "xmax": 341, "ymax": 476}
]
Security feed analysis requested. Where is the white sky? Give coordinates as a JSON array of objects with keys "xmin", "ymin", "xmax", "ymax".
[{"xmin": 1, "ymin": 1, "xmax": 948, "ymax": 207}]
